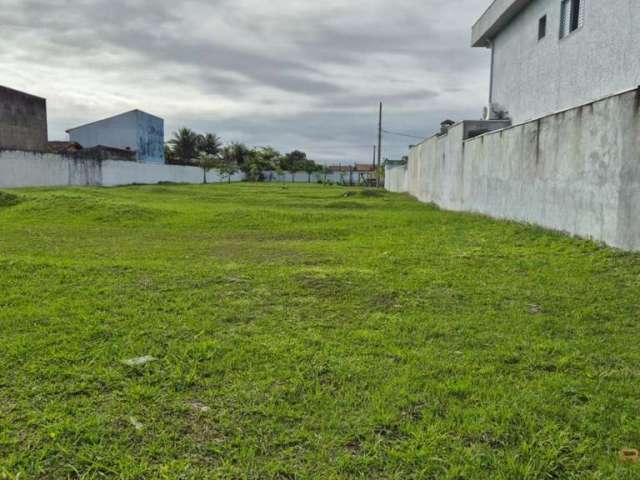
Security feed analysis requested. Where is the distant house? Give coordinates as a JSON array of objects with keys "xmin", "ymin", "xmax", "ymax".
[
  {"xmin": 0, "ymin": 85, "xmax": 48, "ymax": 152},
  {"xmin": 67, "ymin": 110, "xmax": 165, "ymax": 164},
  {"xmin": 353, "ymin": 164, "xmax": 376, "ymax": 174},
  {"xmin": 472, "ymin": 0, "xmax": 640, "ymax": 123}
]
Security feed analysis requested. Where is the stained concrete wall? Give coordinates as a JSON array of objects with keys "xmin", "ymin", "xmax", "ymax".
[
  {"xmin": 263, "ymin": 170, "xmax": 367, "ymax": 184},
  {"xmin": 489, "ymin": 0, "xmax": 640, "ymax": 124},
  {"xmin": 68, "ymin": 110, "xmax": 165, "ymax": 164},
  {"xmin": 391, "ymin": 88, "xmax": 640, "ymax": 251},
  {"xmin": 0, "ymin": 150, "xmax": 243, "ymax": 188},
  {"xmin": 385, "ymin": 164, "xmax": 408, "ymax": 193},
  {"xmin": 0, "ymin": 151, "xmax": 101, "ymax": 188},
  {"xmin": 0, "ymin": 86, "xmax": 48, "ymax": 152}
]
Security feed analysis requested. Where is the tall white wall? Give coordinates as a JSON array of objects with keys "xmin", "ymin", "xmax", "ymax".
[
  {"xmin": 490, "ymin": 0, "xmax": 640, "ymax": 124},
  {"xmin": 0, "ymin": 151, "xmax": 102, "ymax": 188},
  {"xmin": 100, "ymin": 161, "xmax": 202, "ymax": 187},
  {"xmin": 395, "ymin": 88, "xmax": 640, "ymax": 251},
  {"xmin": 384, "ymin": 164, "xmax": 408, "ymax": 193},
  {"xmin": 0, "ymin": 151, "xmax": 243, "ymax": 188}
]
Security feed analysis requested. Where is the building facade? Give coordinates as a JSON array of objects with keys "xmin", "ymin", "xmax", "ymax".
[
  {"xmin": 67, "ymin": 110, "xmax": 165, "ymax": 164},
  {"xmin": 0, "ymin": 85, "xmax": 48, "ymax": 152},
  {"xmin": 473, "ymin": 0, "xmax": 640, "ymax": 124}
]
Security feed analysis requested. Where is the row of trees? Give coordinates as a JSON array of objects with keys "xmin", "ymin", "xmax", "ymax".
[{"xmin": 165, "ymin": 128, "xmax": 323, "ymax": 183}]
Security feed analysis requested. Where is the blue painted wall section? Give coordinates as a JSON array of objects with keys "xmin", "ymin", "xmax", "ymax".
[{"xmin": 135, "ymin": 111, "xmax": 164, "ymax": 164}]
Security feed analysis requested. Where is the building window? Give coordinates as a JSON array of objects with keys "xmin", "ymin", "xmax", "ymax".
[
  {"xmin": 560, "ymin": 0, "xmax": 584, "ymax": 38},
  {"xmin": 538, "ymin": 15, "xmax": 547, "ymax": 40}
]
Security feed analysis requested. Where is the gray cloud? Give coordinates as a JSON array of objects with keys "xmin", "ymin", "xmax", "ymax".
[{"xmin": 0, "ymin": 0, "xmax": 491, "ymax": 162}]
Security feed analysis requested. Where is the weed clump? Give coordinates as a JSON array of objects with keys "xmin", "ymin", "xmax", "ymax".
[
  {"xmin": 360, "ymin": 189, "xmax": 384, "ymax": 197},
  {"xmin": 0, "ymin": 191, "xmax": 20, "ymax": 207}
]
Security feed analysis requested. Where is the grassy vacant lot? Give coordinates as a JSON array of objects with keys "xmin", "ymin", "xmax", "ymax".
[{"xmin": 1, "ymin": 184, "xmax": 640, "ymax": 479}]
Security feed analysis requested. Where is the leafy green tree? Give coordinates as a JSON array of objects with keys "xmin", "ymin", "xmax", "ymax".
[
  {"xmin": 219, "ymin": 159, "xmax": 239, "ymax": 184},
  {"xmin": 169, "ymin": 128, "xmax": 201, "ymax": 163},
  {"xmin": 196, "ymin": 153, "xmax": 221, "ymax": 184},
  {"xmin": 241, "ymin": 147, "xmax": 280, "ymax": 181},
  {"xmin": 280, "ymin": 150, "xmax": 307, "ymax": 182},
  {"xmin": 257, "ymin": 147, "xmax": 281, "ymax": 167},
  {"xmin": 321, "ymin": 165, "xmax": 332, "ymax": 185},
  {"xmin": 303, "ymin": 160, "xmax": 319, "ymax": 183}
]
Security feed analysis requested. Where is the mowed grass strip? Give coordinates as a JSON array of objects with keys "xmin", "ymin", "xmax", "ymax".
[{"xmin": 1, "ymin": 183, "xmax": 639, "ymax": 479}]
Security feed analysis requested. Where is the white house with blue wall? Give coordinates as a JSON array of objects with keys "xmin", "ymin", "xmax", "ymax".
[
  {"xmin": 473, "ymin": 0, "xmax": 640, "ymax": 124},
  {"xmin": 66, "ymin": 110, "xmax": 165, "ymax": 164}
]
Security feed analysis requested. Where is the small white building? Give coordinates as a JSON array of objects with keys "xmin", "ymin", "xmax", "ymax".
[
  {"xmin": 473, "ymin": 0, "xmax": 640, "ymax": 124},
  {"xmin": 67, "ymin": 110, "xmax": 165, "ymax": 164}
]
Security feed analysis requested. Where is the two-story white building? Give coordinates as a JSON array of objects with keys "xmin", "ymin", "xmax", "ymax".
[{"xmin": 473, "ymin": 0, "xmax": 640, "ymax": 124}]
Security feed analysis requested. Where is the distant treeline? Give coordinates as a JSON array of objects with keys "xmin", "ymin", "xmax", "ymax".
[{"xmin": 165, "ymin": 128, "xmax": 325, "ymax": 182}]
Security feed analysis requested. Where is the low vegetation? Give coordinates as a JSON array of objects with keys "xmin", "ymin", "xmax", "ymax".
[
  {"xmin": 165, "ymin": 127, "xmax": 322, "ymax": 182},
  {"xmin": 1, "ymin": 184, "xmax": 639, "ymax": 479}
]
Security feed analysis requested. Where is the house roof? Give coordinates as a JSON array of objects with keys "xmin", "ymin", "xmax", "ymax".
[
  {"xmin": 472, "ymin": 0, "xmax": 533, "ymax": 47},
  {"xmin": 385, "ymin": 158, "xmax": 408, "ymax": 166},
  {"xmin": 327, "ymin": 165, "xmax": 352, "ymax": 172},
  {"xmin": 66, "ymin": 109, "xmax": 163, "ymax": 133},
  {"xmin": 354, "ymin": 164, "xmax": 376, "ymax": 172},
  {"xmin": 47, "ymin": 141, "xmax": 82, "ymax": 154}
]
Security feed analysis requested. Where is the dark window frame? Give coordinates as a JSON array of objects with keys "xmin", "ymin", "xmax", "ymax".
[
  {"xmin": 538, "ymin": 15, "xmax": 547, "ymax": 40},
  {"xmin": 560, "ymin": 0, "xmax": 584, "ymax": 39},
  {"xmin": 570, "ymin": 0, "xmax": 581, "ymax": 31}
]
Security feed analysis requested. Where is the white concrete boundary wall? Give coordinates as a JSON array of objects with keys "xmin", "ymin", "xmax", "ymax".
[
  {"xmin": 262, "ymin": 170, "xmax": 366, "ymax": 184},
  {"xmin": 384, "ymin": 164, "xmax": 408, "ymax": 192},
  {"xmin": 0, "ymin": 151, "xmax": 359, "ymax": 188},
  {"xmin": 390, "ymin": 88, "xmax": 640, "ymax": 251},
  {"xmin": 0, "ymin": 151, "xmax": 245, "ymax": 188},
  {"xmin": 0, "ymin": 151, "xmax": 101, "ymax": 188},
  {"xmin": 101, "ymin": 160, "xmax": 202, "ymax": 186}
]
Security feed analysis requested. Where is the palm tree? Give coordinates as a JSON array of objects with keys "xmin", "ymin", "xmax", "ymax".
[
  {"xmin": 222, "ymin": 143, "xmax": 252, "ymax": 168},
  {"xmin": 164, "ymin": 144, "xmax": 176, "ymax": 164},
  {"xmin": 199, "ymin": 133, "xmax": 223, "ymax": 157},
  {"xmin": 169, "ymin": 128, "xmax": 200, "ymax": 163}
]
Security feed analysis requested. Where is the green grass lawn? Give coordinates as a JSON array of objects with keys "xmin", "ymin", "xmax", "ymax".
[{"xmin": 1, "ymin": 183, "xmax": 640, "ymax": 479}]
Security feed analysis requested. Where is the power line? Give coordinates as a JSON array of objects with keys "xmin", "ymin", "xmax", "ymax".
[{"xmin": 382, "ymin": 129, "xmax": 424, "ymax": 140}]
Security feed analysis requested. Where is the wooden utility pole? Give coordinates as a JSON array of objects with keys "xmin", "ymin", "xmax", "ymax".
[
  {"xmin": 372, "ymin": 145, "xmax": 377, "ymax": 169},
  {"xmin": 377, "ymin": 102, "xmax": 382, "ymax": 187}
]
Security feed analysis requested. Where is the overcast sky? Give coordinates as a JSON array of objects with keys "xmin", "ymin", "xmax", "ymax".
[{"xmin": 1, "ymin": 0, "xmax": 491, "ymax": 164}]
